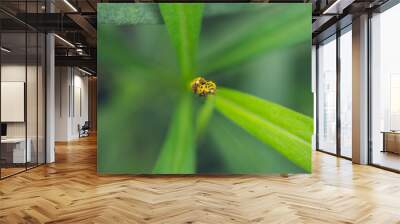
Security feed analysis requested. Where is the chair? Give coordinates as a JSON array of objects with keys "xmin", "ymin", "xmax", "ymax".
[{"xmin": 79, "ymin": 121, "xmax": 90, "ymax": 138}]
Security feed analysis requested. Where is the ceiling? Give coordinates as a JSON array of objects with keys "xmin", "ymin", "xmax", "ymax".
[{"xmin": 0, "ymin": 0, "xmax": 394, "ymax": 74}]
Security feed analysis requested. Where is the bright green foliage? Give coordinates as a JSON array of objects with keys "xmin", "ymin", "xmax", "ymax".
[
  {"xmin": 210, "ymin": 116, "xmax": 304, "ymax": 173},
  {"xmin": 218, "ymin": 88, "xmax": 313, "ymax": 142},
  {"xmin": 160, "ymin": 4, "xmax": 204, "ymax": 82},
  {"xmin": 153, "ymin": 94, "xmax": 196, "ymax": 173},
  {"xmin": 152, "ymin": 4, "xmax": 204, "ymax": 172},
  {"xmin": 98, "ymin": 3, "xmax": 312, "ymax": 174},
  {"xmin": 214, "ymin": 88, "xmax": 312, "ymax": 172},
  {"xmin": 195, "ymin": 96, "xmax": 215, "ymax": 139},
  {"xmin": 200, "ymin": 5, "xmax": 311, "ymax": 74}
]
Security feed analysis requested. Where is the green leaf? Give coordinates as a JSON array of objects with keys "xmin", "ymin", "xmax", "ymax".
[
  {"xmin": 160, "ymin": 3, "xmax": 204, "ymax": 82},
  {"xmin": 217, "ymin": 88, "xmax": 313, "ymax": 141},
  {"xmin": 202, "ymin": 4, "xmax": 273, "ymax": 18},
  {"xmin": 200, "ymin": 5, "xmax": 311, "ymax": 74},
  {"xmin": 98, "ymin": 3, "xmax": 162, "ymax": 25},
  {"xmin": 98, "ymin": 25, "xmax": 159, "ymax": 73},
  {"xmin": 98, "ymin": 24, "xmax": 176, "ymax": 87},
  {"xmin": 214, "ymin": 88, "xmax": 312, "ymax": 172},
  {"xmin": 153, "ymin": 93, "xmax": 196, "ymax": 173},
  {"xmin": 195, "ymin": 96, "xmax": 215, "ymax": 139},
  {"xmin": 209, "ymin": 115, "xmax": 305, "ymax": 173}
]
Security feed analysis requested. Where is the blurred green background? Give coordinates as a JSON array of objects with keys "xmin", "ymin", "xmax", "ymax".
[{"xmin": 98, "ymin": 3, "xmax": 312, "ymax": 174}]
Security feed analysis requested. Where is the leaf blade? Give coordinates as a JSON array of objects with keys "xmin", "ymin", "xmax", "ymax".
[
  {"xmin": 209, "ymin": 115, "xmax": 305, "ymax": 173},
  {"xmin": 195, "ymin": 96, "xmax": 215, "ymax": 139},
  {"xmin": 217, "ymin": 88, "xmax": 313, "ymax": 142},
  {"xmin": 153, "ymin": 93, "xmax": 196, "ymax": 173},
  {"xmin": 160, "ymin": 3, "xmax": 204, "ymax": 81},
  {"xmin": 214, "ymin": 88, "xmax": 312, "ymax": 172},
  {"xmin": 200, "ymin": 5, "xmax": 311, "ymax": 74}
]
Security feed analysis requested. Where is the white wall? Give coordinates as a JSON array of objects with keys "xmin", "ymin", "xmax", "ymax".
[
  {"xmin": 72, "ymin": 73, "xmax": 89, "ymax": 138},
  {"xmin": 55, "ymin": 67, "xmax": 70, "ymax": 141},
  {"xmin": 1, "ymin": 65, "xmax": 27, "ymax": 140},
  {"xmin": 1, "ymin": 64, "xmax": 38, "ymax": 137},
  {"xmin": 1, "ymin": 82, "xmax": 25, "ymax": 122},
  {"xmin": 55, "ymin": 67, "xmax": 89, "ymax": 141},
  {"xmin": 1, "ymin": 63, "xmax": 46, "ymax": 164}
]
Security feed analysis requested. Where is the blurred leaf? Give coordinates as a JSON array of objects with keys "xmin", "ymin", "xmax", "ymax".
[
  {"xmin": 214, "ymin": 88, "xmax": 312, "ymax": 172},
  {"xmin": 98, "ymin": 24, "xmax": 177, "ymax": 89},
  {"xmin": 209, "ymin": 115, "xmax": 304, "ymax": 173},
  {"xmin": 199, "ymin": 5, "xmax": 311, "ymax": 74},
  {"xmin": 195, "ymin": 96, "xmax": 215, "ymax": 139},
  {"xmin": 98, "ymin": 76, "xmax": 174, "ymax": 173},
  {"xmin": 203, "ymin": 3, "xmax": 273, "ymax": 18},
  {"xmin": 153, "ymin": 93, "xmax": 196, "ymax": 173},
  {"xmin": 99, "ymin": 25, "xmax": 162, "ymax": 74},
  {"xmin": 98, "ymin": 3, "xmax": 162, "ymax": 25},
  {"xmin": 160, "ymin": 3, "xmax": 204, "ymax": 82}
]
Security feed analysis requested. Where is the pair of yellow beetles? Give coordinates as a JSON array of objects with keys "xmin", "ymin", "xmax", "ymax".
[{"xmin": 190, "ymin": 77, "xmax": 216, "ymax": 97}]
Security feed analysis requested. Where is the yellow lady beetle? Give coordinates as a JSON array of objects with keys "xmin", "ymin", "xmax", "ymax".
[{"xmin": 190, "ymin": 77, "xmax": 216, "ymax": 96}]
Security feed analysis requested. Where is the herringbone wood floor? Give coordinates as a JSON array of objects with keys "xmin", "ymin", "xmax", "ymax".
[{"xmin": 1, "ymin": 135, "xmax": 400, "ymax": 224}]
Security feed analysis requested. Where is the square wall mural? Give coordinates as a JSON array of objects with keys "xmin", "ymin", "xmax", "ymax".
[{"xmin": 98, "ymin": 3, "xmax": 313, "ymax": 174}]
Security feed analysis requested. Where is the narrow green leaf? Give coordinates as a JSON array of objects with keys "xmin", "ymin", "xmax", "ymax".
[
  {"xmin": 153, "ymin": 93, "xmax": 196, "ymax": 173},
  {"xmin": 195, "ymin": 96, "xmax": 215, "ymax": 139},
  {"xmin": 217, "ymin": 88, "xmax": 313, "ymax": 142},
  {"xmin": 200, "ymin": 5, "xmax": 311, "ymax": 74},
  {"xmin": 210, "ymin": 115, "xmax": 305, "ymax": 173},
  {"xmin": 214, "ymin": 88, "xmax": 312, "ymax": 172},
  {"xmin": 98, "ymin": 3, "xmax": 162, "ymax": 25},
  {"xmin": 160, "ymin": 3, "xmax": 204, "ymax": 81}
]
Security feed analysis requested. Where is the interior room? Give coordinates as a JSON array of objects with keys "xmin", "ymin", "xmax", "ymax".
[
  {"xmin": 0, "ymin": 0, "xmax": 400, "ymax": 223},
  {"xmin": 0, "ymin": 10, "xmax": 46, "ymax": 178},
  {"xmin": 370, "ymin": 3, "xmax": 400, "ymax": 171},
  {"xmin": 54, "ymin": 66, "xmax": 91, "ymax": 141}
]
